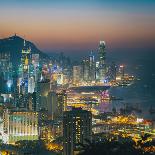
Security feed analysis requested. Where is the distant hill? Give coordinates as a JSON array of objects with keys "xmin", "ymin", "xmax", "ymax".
[{"xmin": 0, "ymin": 35, "xmax": 48, "ymax": 67}]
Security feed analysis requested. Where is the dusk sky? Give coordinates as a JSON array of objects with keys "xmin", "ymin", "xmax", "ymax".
[{"xmin": 0, "ymin": 0, "xmax": 155, "ymax": 56}]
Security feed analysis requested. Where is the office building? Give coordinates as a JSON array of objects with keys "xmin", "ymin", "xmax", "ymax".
[
  {"xmin": 82, "ymin": 59, "xmax": 89, "ymax": 82},
  {"xmin": 2, "ymin": 109, "xmax": 40, "ymax": 144},
  {"xmin": 47, "ymin": 91, "xmax": 58, "ymax": 120},
  {"xmin": 28, "ymin": 76, "xmax": 35, "ymax": 93},
  {"xmin": 0, "ymin": 52, "xmax": 13, "ymax": 93},
  {"xmin": 98, "ymin": 41, "xmax": 106, "ymax": 66},
  {"xmin": 88, "ymin": 51, "xmax": 96, "ymax": 82},
  {"xmin": 98, "ymin": 41, "xmax": 107, "ymax": 82},
  {"xmin": 63, "ymin": 108, "xmax": 92, "ymax": 155},
  {"xmin": 36, "ymin": 80, "xmax": 50, "ymax": 111},
  {"xmin": 73, "ymin": 66, "xmax": 82, "ymax": 85},
  {"xmin": 57, "ymin": 90, "xmax": 67, "ymax": 116}
]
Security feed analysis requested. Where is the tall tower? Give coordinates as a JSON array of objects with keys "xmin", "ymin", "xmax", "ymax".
[
  {"xmin": 0, "ymin": 52, "xmax": 13, "ymax": 93},
  {"xmin": 82, "ymin": 59, "xmax": 89, "ymax": 82},
  {"xmin": 57, "ymin": 90, "xmax": 67, "ymax": 114},
  {"xmin": 98, "ymin": 41, "xmax": 107, "ymax": 82},
  {"xmin": 98, "ymin": 41, "xmax": 106, "ymax": 66},
  {"xmin": 63, "ymin": 108, "xmax": 92, "ymax": 155},
  {"xmin": 89, "ymin": 51, "xmax": 95, "ymax": 81},
  {"xmin": 73, "ymin": 65, "xmax": 82, "ymax": 85},
  {"xmin": 21, "ymin": 40, "xmax": 31, "ymax": 74},
  {"xmin": 20, "ymin": 40, "xmax": 31, "ymax": 94},
  {"xmin": 17, "ymin": 40, "xmax": 31, "ymax": 109},
  {"xmin": 47, "ymin": 91, "xmax": 58, "ymax": 120}
]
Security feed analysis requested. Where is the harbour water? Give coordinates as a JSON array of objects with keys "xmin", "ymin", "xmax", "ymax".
[{"xmin": 107, "ymin": 51, "xmax": 155, "ymax": 120}]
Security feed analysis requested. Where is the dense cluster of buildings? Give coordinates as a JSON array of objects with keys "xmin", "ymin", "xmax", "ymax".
[
  {"xmin": 0, "ymin": 38, "xmax": 106, "ymax": 154},
  {"xmin": 0, "ymin": 36, "xmax": 154, "ymax": 154},
  {"xmin": 73, "ymin": 41, "xmax": 109, "ymax": 85}
]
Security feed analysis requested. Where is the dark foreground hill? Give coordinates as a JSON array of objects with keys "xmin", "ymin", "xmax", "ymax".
[{"xmin": 0, "ymin": 35, "xmax": 48, "ymax": 67}]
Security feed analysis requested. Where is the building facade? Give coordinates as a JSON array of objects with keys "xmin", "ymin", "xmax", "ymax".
[{"xmin": 63, "ymin": 108, "xmax": 92, "ymax": 155}]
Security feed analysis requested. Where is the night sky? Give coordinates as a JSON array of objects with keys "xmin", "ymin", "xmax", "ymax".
[{"xmin": 0, "ymin": 0, "xmax": 155, "ymax": 57}]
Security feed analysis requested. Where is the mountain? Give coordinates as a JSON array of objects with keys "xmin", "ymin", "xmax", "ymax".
[{"xmin": 0, "ymin": 35, "xmax": 48, "ymax": 67}]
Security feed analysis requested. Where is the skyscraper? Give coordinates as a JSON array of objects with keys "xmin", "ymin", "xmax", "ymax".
[
  {"xmin": 32, "ymin": 54, "xmax": 39, "ymax": 82},
  {"xmin": 47, "ymin": 91, "xmax": 58, "ymax": 120},
  {"xmin": 98, "ymin": 41, "xmax": 107, "ymax": 82},
  {"xmin": 63, "ymin": 108, "xmax": 92, "ymax": 155},
  {"xmin": 73, "ymin": 66, "xmax": 82, "ymax": 85},
  {"xmin": 116, "ymin": 65, "xmax": 125, "ymax": 81},
  {"xmin": 28, "ymin": 76, "xmax": 35, "ymax": 93},
  {"xmin": 98, "ymin": 41, "xmax": 106, "ymax": 66},
  {"xmin": 88, "ymin": 51, "xmax": 96, "ymax": 82},
  {"xmin": 109, "ymin": 62, "xmax": 117, "ymax": 81},
  {"xmin": 36, "ymin": 79, "xmax": 50, "ymax": 111},
  {"xmin": 20, "ymin": 40, "xmax": 31, "ymax": 94},
  {"xmin": 57, "ymin": 90, "xmax": 67, "ymax": 116},
  {"xmin": 0, "ymin": 52, "xmax": 13, "ymax": 93},
  {"xmin": 82, "ymin": 59, "xmax": 89, "ymax": 82}
]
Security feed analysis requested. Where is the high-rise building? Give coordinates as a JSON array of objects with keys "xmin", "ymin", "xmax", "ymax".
[
  {"xmin": 73, "ymin": 66, "xmax": 82, "ymax": 85},
  {"xmin": 57, "ymin": 90, "xmax": 67, "ymax": 116},
  {"xmin": 28, "ymin": 76, "xmax": 35, "ymax": 93},
  {"xmin": 116, "ymin": 65, "xmax": 125, "ymax": 81},
  {"xmin": 0, "ymin": 52, "xmax": 13, "ymax": 93},
  {"xmin": 63, "ymin": 108, "xmax": 92, "ymax": 155},
  {"xmin": 31, "ymin": 54, "xmax": 40, "ymax": 93},
  {"xmin": 98, "ymin": 41, "xmax": 106, "ymax": 66},
  {"xmin": 98, "ymin": 41, "xmax": 107, "ymax": 82},
  {"xmin": 0, "ymin": 72, "xmax": 4, "ymax": 93},
  {"xmin": 2, "ymin": 109, "xmax": 41, "ymax": 144},
  {"xmin": 36, "ymin": 80, "xmax": 50, "ymax": 111},
  {"xmin": 20, "ymin": 40, "xmax": 31, "ymax": 94},
  {"xmin": 109, "ymin": 62, "xmax": 117, "ymax": 81},
  {"xmin": 47, "ymin": 91, "xmax": 58, "ymax": 120},
  {"xmin": 82, "ymin": 59, "xmax": 89, "ymax": 82},
  {"xmin": 95, "ymin": 61, "xmax": 100, "ymax": 81},
  {"xmin": 27, "ymin": 92, "xmax": 37, "ymax": 111},
  {"xmin": 82, "ymin": 51, "xmax": 96, "ymax": 83},
  {"xmin": 63, "ymin": 68, "xmax": 72, "ymax": 85},
  {"xmin": 88, "ymin": 51, "xmax": 96, "ymax": 82}
]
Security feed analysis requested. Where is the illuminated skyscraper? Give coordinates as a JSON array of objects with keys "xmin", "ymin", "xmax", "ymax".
[
  {"xmin": 98, "ymin": 41, "xmax": 107, "ymax": 82},
  {"xmin": 89, "ymin": 51, "xmax": 96, "ymax": 81},
  {"xmin": 0, "ymin": 73, "xmax": 4, "ymax": 93},
  {"xmin": 32, "ymin": 54, "xmax": 39, "ymax": 83},
  {"xmin": 116, "ymin": 65, "xmax": 125, "ymax": 81},
  {"xmin": 0, "ymin": 52, "xmax": 13, "ymax": 93},
  {"xmin": 63, "ymin": 108, "xmax": 92, "ymax": 155},
  {"xmin": 57, "ymin": 90, "xmax": 67, "ymax": 115},
  {"xmin": 21, "ymin": 40, "xmax": 31, "ymax": 72},
  {"xmin": 82, "ymin": 59, "xmax": 89, "ymax": 82},
  {"xmin": 110, "ymin": 62, "xmax": 117, "ymax": 80},
  {"xmin": 73, "ymin": 65, "xmax": 82, "ymax": 85},
  {"xmin": 28, "ymin": 76, "xmax": 35, "ymax": 93},
  {"xmin": 47, "ymin": 91, "xmax": 58, "ymax": 120},
  {"xmin": 20, "ymin": 40, "xmax": 31, "ymax": 94},
  {"xmin": 98, "ymin": 41, "xmax": 106, "ymax": 66},
  {"xmin": 36, "ymin": 80, "xmax": 50, "ymax": 111},
  {"xmin": 27, "ymin": 92, "xmax": 37, "ymax": 111}
]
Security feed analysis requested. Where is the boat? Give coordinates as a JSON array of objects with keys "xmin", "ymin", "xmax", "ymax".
[{"xmin": 110, "ymin": 96, "xmax": 123, "ymax": 101}]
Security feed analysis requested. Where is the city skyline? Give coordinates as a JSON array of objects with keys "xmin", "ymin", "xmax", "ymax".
[
  {"xmin": 0, "ymin": 0, "xmax": 155, "ymax": 56},
  {"xmin": 0, "ymin": 1, "xmax": 155, "ymax": 154}
]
